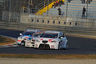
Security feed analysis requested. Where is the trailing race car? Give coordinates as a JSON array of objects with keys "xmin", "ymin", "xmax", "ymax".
[
  {"xmin": 34, "ymin": 31, "xmax": 68, "ymax": 50},
  {"xmin": 16, "ymin": 29, "xmax": 40, "ymax": 46},
  {"xmin": 25, "ymin": 32, "xmax": 43, "ymax": 48}
]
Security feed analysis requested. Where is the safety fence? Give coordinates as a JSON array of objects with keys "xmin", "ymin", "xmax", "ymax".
[
  {"xmin": 0, "ymin": 0, "xmax": 58, "ymax": 21},
  {"xmin": 1, "ymin": 0, "xmax": 96, "ymax": 21}
]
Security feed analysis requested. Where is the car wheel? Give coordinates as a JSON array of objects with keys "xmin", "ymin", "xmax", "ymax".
[
  {"xmin": 21, "ymin": 40, "xmax": 25, "ymax": 46},
  {"xmin": 58, "ymin": 42, "xmax": 61, "ymax": 50},
  {"xmin": 62, "ymin": 44, "xmax": 68, "ymax": 50},
  {"xmin": 39, "ymin": 45, "xmax": 43, "ymax": 49}
]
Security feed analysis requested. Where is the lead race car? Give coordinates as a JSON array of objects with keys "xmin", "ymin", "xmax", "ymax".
[
  {"xmin": 17, "ymin": 29, "xmax": 40, "ymax": 46},
  {"xmin": 34, "ymin": 31, "xmax": 68, "ymax": 50}
]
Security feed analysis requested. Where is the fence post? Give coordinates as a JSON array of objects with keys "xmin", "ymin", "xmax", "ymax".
[{"xmin": 66, "ymin": 0, "xmax": 68, "ymax": 18}]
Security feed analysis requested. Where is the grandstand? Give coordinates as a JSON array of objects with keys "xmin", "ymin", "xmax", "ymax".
[
  {"xmin": 1, "ymin": 0, "xmax": 59, "ymax": 22},
  {"xmin": 1, "ymin": 0, "xmax": 96, "ymax": 22},
  {"xmin": 43, "ymin": 0, "xmax": 96, "ymax": 19},
  {"xmin": 2, "ymin": 0, "xmax": 57, "ymax": 14}
]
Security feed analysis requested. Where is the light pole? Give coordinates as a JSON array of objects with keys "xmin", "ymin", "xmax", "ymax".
[
  {"xmin": 86, "ymin": 0, "xmax": 89, "ymax": 18},
  {"xmin": 66, "ymin": 0, "xmax": 68, "ymax": 18},
  {"xmin": 28, "ymin": 0, "xmax": 30, "ymax": 14},
  {"xmin": 47, "ymin": 0, "xmax": 49, "ymax": 16},
  {"xmin": 9, "ymin": 0, "xmax": 11, "ymax": 22},
  {"xmin": 44, "ymin": 0, "xmax": 45, "ymax": 7},
  {"xmin": 86, "ymin": 0, "xmax": 92, "ymax": 18}
]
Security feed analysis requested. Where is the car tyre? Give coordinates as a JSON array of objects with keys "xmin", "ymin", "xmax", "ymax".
[
  {"xmin": 58, "ymin": 42, "xmax": 61, "ymax": 50},
  {"xmin": 21, "ymin": 40, "xmax": 25, "ymax": 46}
]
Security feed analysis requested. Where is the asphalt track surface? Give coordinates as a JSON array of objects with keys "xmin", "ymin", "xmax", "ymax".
[{"xmin": 0, "ymin": 29, "xmax": 96, "ymax": 54}]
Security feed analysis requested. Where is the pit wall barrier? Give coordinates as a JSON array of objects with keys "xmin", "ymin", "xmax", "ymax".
[
  {"xmin": 1, "ymin": 14, "xmax": 96, "ymax": 35},
  {"xmin": 35, "ymin": 0, "xmax": 64, "ymax": 15},
  {"xmin": 20, "ymin": 14, "xmax": 96, "ymax": 28}
]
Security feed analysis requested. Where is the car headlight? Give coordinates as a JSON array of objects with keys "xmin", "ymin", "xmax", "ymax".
[
  {"xmin": 51, "ymin": 41, "xmax": 57, "ymax": 42},
  {"xmin": 51, "ymin": 40, "xmax": 58, "ymax": 43},
  {"xmin": 18, "ymin": 37, "xmax": 22, "ymax": 39}
]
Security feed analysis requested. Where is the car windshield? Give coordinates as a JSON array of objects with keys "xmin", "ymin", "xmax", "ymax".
[
  {"xmin": 40, "ymin": 33, "xmax": 58, "ymax": 38},
  {"xmin": 23, "ymin": 32, "xmax": 35, "ymax": 35},
  {"xmin": 33, "ymin": 33, "xmax": 42, "ymax": 37}
]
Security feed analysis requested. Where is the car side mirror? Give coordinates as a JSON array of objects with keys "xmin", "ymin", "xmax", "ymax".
[
  {"xmin": 60, "ymin": 36, "xmax": 63, "ymax": 39},
  {"xmin": 20, "ymin": 33, "xmax": 22, "ymax": 36}
]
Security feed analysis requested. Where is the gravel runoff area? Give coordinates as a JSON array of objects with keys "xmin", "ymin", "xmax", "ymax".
[{"xmin": 0, "ymin": 58, "xmax": 96, "ymax": 64}]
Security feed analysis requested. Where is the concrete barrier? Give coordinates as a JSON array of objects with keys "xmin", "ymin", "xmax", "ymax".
[
  {"xmin": 1, "ymin": 14, "xmax": 96, "ymax": 36},
  {"xmin": 20, "ymin": 14, "xmax": 96, "ymax": 28}
]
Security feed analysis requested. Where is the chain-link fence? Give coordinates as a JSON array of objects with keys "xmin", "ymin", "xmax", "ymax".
[
  {"xmin": 0, "ymin": 0, "xmax": 57, "ymax": 22},
  {"xmin": 0, "ymin": 0, "xmax": 4, "ymax": 20},
  {"xmin": 0, "ymin": 0, "xmax": 96, "ymax": 22},
  {"xmin": 1, "ymin": 0, "xmax": 96, "ymax": 35}
]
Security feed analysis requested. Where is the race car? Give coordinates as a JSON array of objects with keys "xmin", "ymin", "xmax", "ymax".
[
  {"xmin": 16, "ymin": 29, "xmax": 40, "ymax": 46},
  {"xmin": 25, "ymin": 32, "xmax": 43, "ymax": 48},
  {"xmin": 34, "ymin": 31, "xmax": 68, "ymax": 50}
]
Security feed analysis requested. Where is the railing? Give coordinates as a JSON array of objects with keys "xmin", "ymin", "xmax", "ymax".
[{"xmin": 35, "ymin": 0, "xmax": 58, "ymax": 13}]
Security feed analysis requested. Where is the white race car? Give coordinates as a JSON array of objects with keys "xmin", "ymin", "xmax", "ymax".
[
  {"xmin": 17, "ymin": 29, "xmax": 40, "ymax": 46},
  {"xmin": 25, "ymin": 32, "xmax": 43, "ymax": 48},
  {"xmin": 34, "ymin": 31, "xmax": 68, "ymax": 50}
]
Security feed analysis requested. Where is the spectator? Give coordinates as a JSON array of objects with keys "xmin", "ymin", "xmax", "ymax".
[
  {"xmin": 82, "ymin": 6, "xmax": 86, "ymax": 17},
  {"xmin": 59, "ymin": 0, "xmax": 64, "ymax": 6},
  {"xmin": 52, "ymin": 1, "xmax": 59, "ymax": 8},
  {"xmin": 58, "ymin": 7, "xmax": 61, "ymax": 15},
  {"xmin": 52, "ymin": 2, "xmax": 57, "ymax": 8},
  {"xmin": 52, "ymin": 0, "xmax": 65, "ymax": 8},
  {"xmin": 55, "ymin": 1, "xmax": 59, "ymax": 7}
]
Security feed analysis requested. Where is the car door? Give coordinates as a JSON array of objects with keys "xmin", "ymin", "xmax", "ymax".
[
  {"xmin": 62, "ymin": 36, "xmax": 68, "ymax": 48},
  {"xmin": 59, "ymin": 32, "xmax": 64, "ymax": 48}
]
